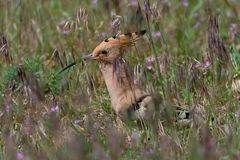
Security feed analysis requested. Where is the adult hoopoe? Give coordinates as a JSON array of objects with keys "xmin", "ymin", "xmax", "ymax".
[{"xmin": 82, "ymin": 30, "xmax": 158, "ymax": 122}]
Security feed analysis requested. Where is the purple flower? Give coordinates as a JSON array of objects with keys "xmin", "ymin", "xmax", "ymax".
[
  {"xmin": 146, "ymin": 57, "xmax": 155, "ymax": 70},
  {"xmin": 129, "ymin": 0, "xmax": 138, "ymax": 6},
  {"xmin": 59, "ymin": 18, "xmax": 67, "ymax": 26},
  {"xmin": 204, "ymin": 60, "xmax": 210, "ymax": 68},
  {"xmin": 192, "ymin": 13, "xmax": 198, "ymax": 17},
  {"xmin": 146, "ymin": 57, "xmax": 156, "ymax": 63},
  {"xmin": 133, "ymin": 79, "xmax": 138, "ymax": 85},
  {"xmin": 229, "ymin": 23, "xmax": 237, "ymax": 33},
  {"xmin": 155, "ymin": 31, "xmax": 161, "ymax": 38},
  {"xmin": 92, "ymin": 0, "xmax": 98, "ymax": 5},
  {"xmin": 74, "ymin": 119, "xmax": 81, "ymax": 124},
  {"xmin": 146, "ymin": 148, "xmax": 155, "ymax": 156},
  {"xmin": 194, "ymin": 62, "xmax": 201, "ymax": 68},
  {"xmin": 24, "ymin": 127, "xmax": 32, "ymax": 136},
  {"xmin": 194, "ymin": 60, "xmax": 210, "ymax": 69},
  {"xmin": 63, "ymin": 30, "xmax": 70, "ymax": 35},
  {"xmin": 235, "ymin": 111, "xmax": 240, "ymax": 118},
  {"xmin": 16, "ymin": 152, "xmax": 24, "ymax": 160},
  {"xmin": 194, "ymin": 21, "xmax": 201, "ymax": 29},
  {"xmin": 146, "ymin": 64, "xmax": 153, "ymax": 70},
  {"xmin": 99, "ymin": 32, "xmax": 107, "ymax": 38},
  {"xmin": 180, "ymin": 0, "xmax": 189, "ymax": 7},
  {"xmin": 5, "ymin": 104, "xmax": 11, "ymax": 113},
  {"xmin": 50, "ymin": 105, "xmax": 59, "ymax": 113},
  {"xmin": 145, "ymin": 56, "xmax": 164, "ymax": 70},
  {"xmin": 84, "ymin": 15, "xmax": 88, "ymax": 22}
]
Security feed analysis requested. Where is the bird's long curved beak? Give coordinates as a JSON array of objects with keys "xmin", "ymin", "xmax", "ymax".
[{"xmin": 82, "ymin": 54, "xmax": 94, "ymax": 61}]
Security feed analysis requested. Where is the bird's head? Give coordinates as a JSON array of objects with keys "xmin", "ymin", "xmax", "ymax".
[{"xmin": 82, "ymin": 30, "xmax": 146, "ymax": 63}]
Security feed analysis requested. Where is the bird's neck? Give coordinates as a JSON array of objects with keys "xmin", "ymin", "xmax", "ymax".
[{"xmin": 99, "ymin": 59, "xmax": 144, "ymax": 113}]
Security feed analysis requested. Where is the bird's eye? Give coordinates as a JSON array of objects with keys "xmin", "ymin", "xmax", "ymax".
[{"xmin": 101, "ymin": 50, "xmax": 108, "ymax": 55}]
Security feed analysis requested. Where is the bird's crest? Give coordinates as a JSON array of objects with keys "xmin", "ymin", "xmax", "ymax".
[
  {"xmin": 102, "ymin": 30, "xmax": 146, "ymax": 46},
  {"xmin": 83, "ymin": 30, "xmax": 146, "ymax": 63}
]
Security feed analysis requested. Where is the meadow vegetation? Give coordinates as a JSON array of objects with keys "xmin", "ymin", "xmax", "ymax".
[{"xmin": 0, "ymin": 0, "xmax": 240, "ymax": 159}]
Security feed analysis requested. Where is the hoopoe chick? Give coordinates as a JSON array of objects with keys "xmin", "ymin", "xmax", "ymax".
[{"xmin": 83, "ymin": 30, "xmax": 157, "ymax": 122}]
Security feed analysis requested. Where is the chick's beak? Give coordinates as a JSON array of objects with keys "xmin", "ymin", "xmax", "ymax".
[{"xmin": 82, "ymin": 54, "xmax": 94, "ymax": 61}]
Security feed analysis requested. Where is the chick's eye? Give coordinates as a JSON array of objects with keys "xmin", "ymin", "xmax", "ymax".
[{"xmin": 101, "ymin": 50, "xmax": 108, "ymax": 55}]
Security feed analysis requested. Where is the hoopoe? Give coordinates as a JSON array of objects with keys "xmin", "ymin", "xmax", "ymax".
[{"xmin": 83, "ymin": 30, "xmax": 158, "ymax": 122}]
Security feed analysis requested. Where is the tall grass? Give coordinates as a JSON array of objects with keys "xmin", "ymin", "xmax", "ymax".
[{"xmin": 0, "ymin": 0, "xmax": 240, "ymax": 159}]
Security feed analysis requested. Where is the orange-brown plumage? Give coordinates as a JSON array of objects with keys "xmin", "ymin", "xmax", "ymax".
[{"xmin": 83, "ymin": 30, "xmax": 156, "ymax": 121}]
